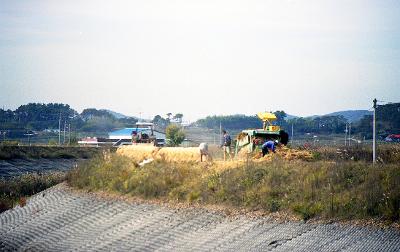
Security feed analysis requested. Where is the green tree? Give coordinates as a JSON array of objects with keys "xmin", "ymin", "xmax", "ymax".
[
  {"xmin": 81, "ymin": 108, "xmax": 115, "ymax": 121},
  {"xmin": 152, "ymin": 115, "xmax": 169, "ymax": 128},
  {"xmin": 166, "ymin": 124, "xmax": 185, "ymax": 146},
  {"xmin": 274, "ymin": 111, "xmax": 287, "ymax": 127},
  {"xmin": 173, "ymin": 113, "xmax": 184, "ymax": 123},
  {"xmin": 196, "ymin": 114, "xmax": 261, "ymax": 130}
]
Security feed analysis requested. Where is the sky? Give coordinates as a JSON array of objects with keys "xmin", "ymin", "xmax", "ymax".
[{"xmin": 1, "ymin": 0, "xmax": 400, "ymax": 122}]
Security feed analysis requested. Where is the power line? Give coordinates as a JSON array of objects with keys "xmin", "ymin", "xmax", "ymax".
[{"xmin": 58, "ymin": 112, "xmax": 61, "ymax": 145}]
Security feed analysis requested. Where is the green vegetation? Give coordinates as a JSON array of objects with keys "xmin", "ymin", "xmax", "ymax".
[
  {"xmin": 0, "ymin": 145, "xmax": 111, "ymax": 160},
  {"xmin": 0, "ymin": 103, "xmax": 138, "ymax": 139},
  {"xmin": 166, "ymin": 124, "xmax": 186, "ymax": 146},
  {"xmin": 2, "ymin": 102, "xmax": 399, "ymax": 143},
  {"xmin": 195, "ymin": 103, "xmax": 400, "ymax": 140},
  {"xmin": 195, "ymin": 112, "xmax": 349, "ymax": 136},
  {"xmin": 196, "ymin": 114, "xmax": 262, "ymax": 130},
  {"xmin": 152, "ymin": 113, "xmax": 184, "ymax": 129},
  {"xmin": 356, "ymin": 103, "xmax": 400, "ymax": 139},
  {"xmin": 309, "ymin": 144, "xmax": 400, "ymax": 164},
  {"xmin": 0, "ymin": 172, "xmax": 66, "ymax": 213},
  {"xmin": 67, "ymin": 153, "xmax": 400, "ymax": 222}
]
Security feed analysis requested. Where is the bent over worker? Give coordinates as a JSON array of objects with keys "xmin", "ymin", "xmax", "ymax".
[
  {"xmin": 262, "ymin": 140, "xmax": 277, "ymax": 156},
  {"xmin": 199, "ymin": 142, "xmax": 212, "ymax": 162}
]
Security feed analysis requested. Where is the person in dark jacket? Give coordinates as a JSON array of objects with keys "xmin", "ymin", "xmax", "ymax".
[{"xmin": 221, "ymin": 130, "xmax": 232, "ymax": 161}]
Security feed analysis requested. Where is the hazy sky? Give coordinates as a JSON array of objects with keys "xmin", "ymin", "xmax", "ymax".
[{"xmin": 1, "ymin": 0, "xmax": 400, "ymax": 121}]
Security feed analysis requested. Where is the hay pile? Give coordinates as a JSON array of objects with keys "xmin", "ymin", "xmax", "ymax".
[
  {"xmin": 116, "ymin": 145, "xmax": 159, "ymax": 162},
  {"xmin": 156, "ymin": 147, "xmax": 199, "ymax": 162},
  {"xmin": 260, "ymin": 146, "xmax": 314, "ymax": 161},
  {"xmin": 236, "ymin": 146, "xmax": 313, "ymax": 162},
  {"xmin": 117, "ymin": 145, "xmax": 199, "ymax": 162},
  {"xmin": 117, "ymin": 144, "xmax": 313, "ymax": 165},
  {"xmin": 278, "ymin": 147, "xmax": 313, "ymax": 161}
]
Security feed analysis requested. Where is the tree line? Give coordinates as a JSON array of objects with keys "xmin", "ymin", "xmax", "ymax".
[
  {"xmin": 0, "ymin": 103, "xmax": 138, "ymax": 138},
  {"xmin": 1, "ymin": 102, "xmax": 399, "ymax": 140}
]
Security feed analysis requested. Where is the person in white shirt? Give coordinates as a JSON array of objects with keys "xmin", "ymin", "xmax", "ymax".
[{"xmin": 199, "ymin": 142, "xmax": 212, "ymax": 162}]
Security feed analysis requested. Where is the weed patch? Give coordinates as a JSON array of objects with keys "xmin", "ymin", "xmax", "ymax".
[{"xmin": 0, "ymin": 172, "xmax": 66, "ymax": 213}]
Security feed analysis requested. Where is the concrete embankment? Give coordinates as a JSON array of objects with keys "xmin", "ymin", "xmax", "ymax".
[
  {"xmin": 0, "ymin": 145, "xmax": 108, "ymax": 160},
  {"xmin": 1, "ymin": 184, "xmax": 399, "ymax": 251},
  {"xmin": 0, "ymin": 146, "xmax": 111, "ymax": 178},
  {"xmin": 0, "ymin": 159, "xmax": 78, "ymax": 178}
]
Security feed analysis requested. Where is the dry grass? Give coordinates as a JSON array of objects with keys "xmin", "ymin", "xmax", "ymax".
[
  {"xmin": 67, "ymin": 151, "xmax": 400, "ymax": 223},
  {"xmin": 307, "ymin": 144, "xmax": 400, "ymax": 163},
  {"xmin": 0, "ymin": 172, "xmax": 66, "ymax": 212}
]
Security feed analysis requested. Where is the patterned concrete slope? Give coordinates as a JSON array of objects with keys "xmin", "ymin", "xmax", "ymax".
[
  {"xmin": 0, "ymin": 159, "xmax": 78, "ymax": 178},
  {"xmin": 1, "ymin": 184, "xmax": 399, "ymax": 251}
]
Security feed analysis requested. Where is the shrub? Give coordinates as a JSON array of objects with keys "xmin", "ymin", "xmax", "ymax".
[
  {"xmin": 166, "ymin": 124, "xmax": 185, "ymax": 146},
  {"xmin": 0, "ymin": 172, "xmax": 66, "ymax": 213}
]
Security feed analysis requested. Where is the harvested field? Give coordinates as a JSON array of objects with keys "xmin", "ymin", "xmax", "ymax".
[
  {"xmin": 1, "ymin": 183, "xmax": 399, "ymax": 251},
  {"xmin": 237, "ymin": 146, "xmax": 314, "ymax": 162}
]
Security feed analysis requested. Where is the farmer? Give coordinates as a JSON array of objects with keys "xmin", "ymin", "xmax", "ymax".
[
  {"xmin": 131, "ymin": 131, "xmax": 138, "ymax": 144},
  {"xmin": 221, "ymin": 130, "xmax": 232, "ymax": 161},
  {"xmin": 199, "ymin": 142, "xmax": 212, "ymax": 162},
  {"xmin": 262, "ymin": 140, "xmax": 277, "ymax": 156}
]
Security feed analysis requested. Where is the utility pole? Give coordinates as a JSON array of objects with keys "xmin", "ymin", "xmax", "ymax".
[
  {"xmin": 63, "ymin": 119, "xmax": 66, "ymax": 145},
  {"xmin": 291, "ymin": 123, "xmax": 294, "ymax": 142},
  {"xmin": 344, "ymin": 123, "xmax": 348, "ymax": 146},
  {"xmin": 68, "ymin": 123, "xmax": 71, "ymax": 145},
  {"xmin": 373, "ymin": 98, "xmax": 377, "ymax": 164},
  {"xmin": 58, "ymin": 112, "xmax": 61, "ymax": 145},
  {"xmin": 220, "ymin": 121, "xmax": 222, "ymax": 145},
  {"xmin": 348, "ymin": 122, "xmax": 351, "ymax": 147}
]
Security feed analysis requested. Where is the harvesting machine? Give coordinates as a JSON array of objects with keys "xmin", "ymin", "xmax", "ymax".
[{"xmin": 234, "ymin": 112, "xmax": 289, "ymax": 155}]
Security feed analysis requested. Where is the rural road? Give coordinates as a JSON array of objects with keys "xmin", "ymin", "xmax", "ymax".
[{"xmin": 1, "ymin": 184, "xmax": 399, "ymax": 251}]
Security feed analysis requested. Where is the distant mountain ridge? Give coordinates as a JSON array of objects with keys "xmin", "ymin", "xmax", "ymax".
[
  {"xmin": 105, "ymin": 109, "xmax": 371, "ymax": 123},
  {"xmin": 104, "ymin": 109, "xmax": 137, "ymax": 119},
  {"xmin": 324, "ymin": 110, "xmax": 372, "ymax": 122},
  {"xmin": 285, "ymin": 110, "xmax": 372, "ymax": 123}
]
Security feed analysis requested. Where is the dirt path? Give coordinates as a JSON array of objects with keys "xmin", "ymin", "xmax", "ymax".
[{"xmin": 1, "ymin": 184, "xmax": 399, "ymax": 251}]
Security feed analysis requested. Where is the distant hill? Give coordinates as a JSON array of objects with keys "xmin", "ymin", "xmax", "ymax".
[
  {"xmin": 104, "ymin": 110, "xmax": 136, "ymax": 119},
  {"xmin": 285, "ymin": 114, "xmax": 299, "ymax": 120},
  {"xmin": 324, "ymin": 110, "xmax": 372, "ymax": 123},
  {"xmin": 285, "ymin": 110, "xmax": 372, "ymax": 122}
]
